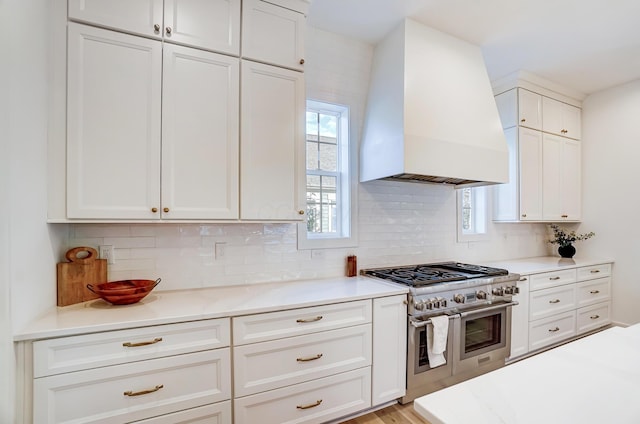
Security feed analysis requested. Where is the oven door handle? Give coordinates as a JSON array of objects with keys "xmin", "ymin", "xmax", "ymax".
[
  {"xmin": 409, "ymin": 314, "xmax": 456, "ymax": 328},
  {"xmin": 458, "ymin": 301, "xmax": 519, "ymax": 318}
]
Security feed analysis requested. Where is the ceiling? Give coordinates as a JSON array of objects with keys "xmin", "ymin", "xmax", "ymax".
[{"xmin": 307, "ymin": 0, "xmax": 640, "ymax": 97}]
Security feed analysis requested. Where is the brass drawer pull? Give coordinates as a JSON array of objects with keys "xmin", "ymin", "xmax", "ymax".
[
  {"xmin": 296, "ymin": 316, "xmax": 323, "ymax": 323},
  {"xmin": 590, "ymin": 315, "xmax": 600, "ymax": 320},
  {"xmin": 590, "ymin": 290, "xmax": 600, "ymax": 294},
  {"xmin": 549, "ymin": 276, "xmax": 561, "ymax": 280},
  {"xmin": 549, "ymin": 327, "xmax": 560, "ymax": 333},
  {"xmin": 123, "ymin": 337, "xmax": 163, "ymax": 347},
  {"xmin": 549, "ymin": 299, "xmax": 561, "ymax": 304},
  {"xmin": 561, "ymin": 214, "xmax": 568, "ymax": 218},
  {"xmin": 124, "ymin": 384, "xmax": 163, "ymax": 397},
  {"xmin": 297, "ymin": 353, "xmax": 323, "ymax": 362},
  {"xmin": 519, "ymin": 277, "xmax": 528, "ymax": 281},
  {"xmin": 297, "ymin": 399, "xmax": 322, "ymax": 410},
  {"xmin": 590, "ymin": 270, "xmax": 601, "ymax": 274}
]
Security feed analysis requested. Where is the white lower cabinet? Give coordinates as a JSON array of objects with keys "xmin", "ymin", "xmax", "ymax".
[
  {"xmin": 372, "ymin": 295, "xmax": 406, "ymax": 404},
  {"xmin": 133, "ymin": 402, "xmax": 232, "ymax": 423},
  {"xmin": 31, "ymin": 319, "xmax": 232, "ymax": 423},
  {"xmin": 525, "ymin": 262, "xmax": 612, "ymax": 354},
  {"xmin": 234, "ymin": 368, "xmax": 371, "ymax": 424},
  {"xmin": 507, "ymin": 275, "xmax": 530, "ymax": 360}
]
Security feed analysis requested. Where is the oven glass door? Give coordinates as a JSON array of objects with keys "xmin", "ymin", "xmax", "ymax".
[{"xmin": 459, "ymin": 307, "xmax": 507, "ymax": 360}]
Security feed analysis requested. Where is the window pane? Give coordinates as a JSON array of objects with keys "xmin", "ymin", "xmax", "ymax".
[
  {"xmin": 319, "ymin": 114, "xmax": 337, "ymax": 140},
  {"xmin": 319, "ymin": 143, "xmax": 337, "ymax": 171},
  {"xmin": 306, "ymin": 111, "xmax": 318, "ymax": 136},
  {"xmin": 306, "ymin": 141, "xmax": 318, "ymax": 170}
]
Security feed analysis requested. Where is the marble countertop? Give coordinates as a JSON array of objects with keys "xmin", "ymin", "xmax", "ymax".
[
  {"xmin": 15, "ymin": 276, "xmax": 407, "ymax": 341},
  {"xmin": 481, "ymin": 256, "xmax": 614, "ymax": 275},
  {"xmin": 414, "ymin": 324, "xmax": 640, "ymax": 424}
]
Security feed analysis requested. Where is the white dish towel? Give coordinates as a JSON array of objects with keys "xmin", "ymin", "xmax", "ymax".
[{"xmin": 427, "ymin": 315, "xmax": 449, "ymax": 368}]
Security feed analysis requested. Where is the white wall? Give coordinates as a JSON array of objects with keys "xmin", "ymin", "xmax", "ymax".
[
  {"xmin": 2, "ymin": 1, "xmax": 68, "ymax": 421},
  {"xmin": 580, "ymin": 79, "xmax": 640, "ymax": 326},
  {"xmin": 64, "ymin": 27, "xmax": 549, "ymax": 292}
]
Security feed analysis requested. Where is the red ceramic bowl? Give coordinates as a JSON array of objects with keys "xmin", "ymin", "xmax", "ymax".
[{"xmin": 87, "ymin": 278, "xmax": 160, "ymax": 305}]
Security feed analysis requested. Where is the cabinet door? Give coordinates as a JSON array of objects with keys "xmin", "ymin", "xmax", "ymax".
[
  {"xmin": 133, "ymin": 402, "xmax": 231, "ymax": 424},
  {"xmin": 161, "ymin": 45, "xmax": 239, "ymax": 220},
  {"xmin": 561, "ymin": 138, "xmax": 581, "ymax": 220},
  {"xmin": 241, "ymin": 0, "xmax": 306, "ymax": 70},
  {"xmin": 543, "ymin": 134, "xmax": 581, "ymax": 221},
  {"xmin": 68, "ymin": 0, "xmax": 163, "ymax": 39},
  {"xmin": 542, "ymin": 97, "xmax": 582, "ymax": 139},
  {"xmin": 372, "ymin": 295, "xmax": 407, "ymax": 405},
  {"xmin": 240, "ymin": 60, "xmax": 306, "ymax": 220},
  {"xmin": 518, "ymin": 127, "xmax": 543, "ymax": 221},
  {"xmin": 164, "ymin": 0, "xmax": 240, "ymax": 55},
  {"xmin": 518, "ymin": 88, "xmax": 542, "ymax": 130},
  {"xmin": 67, "ymin": 23, "xmax": 162, "ymax": 219},
  {"xmin": 508, "ymin": 276, "xmax": 530, "ymax": 360}
]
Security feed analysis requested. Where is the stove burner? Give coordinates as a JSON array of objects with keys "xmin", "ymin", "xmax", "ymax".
[{"xmin": 363, "ymin": 262, "xmax": 509, "ymax": 287}]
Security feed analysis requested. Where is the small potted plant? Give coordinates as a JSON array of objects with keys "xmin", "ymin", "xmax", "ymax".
[{"xmin": 548, "ymin": 224, "xmax": 595, "ymax": 258}]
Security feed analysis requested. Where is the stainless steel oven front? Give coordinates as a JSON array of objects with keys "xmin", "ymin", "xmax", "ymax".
[
  {"xmin": 452, "ymin": 302, "xmax": 515, "ymax": 376},
  {"xmin": 403, "ymin": 315, "xmax": 455, "ymax": 404}
]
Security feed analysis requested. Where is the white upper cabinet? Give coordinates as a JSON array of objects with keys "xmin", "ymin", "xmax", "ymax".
[
  {"xmin": 493, "ymin": 86, "xmax": 582, "ymax": 222},
  {"xmin": 66, "ymin": 23, "xmax": 240, "ymax": 220},
  {"xmin": 542, "ymin": 96, "xmax": 582, "ymax": 139},
  {"xmin": 240, "ymin": 60, "xmax": 306, "ymax": 220},
  {"xmin": 161, "ymin": 45, "xmax": 240, "ymax": 220},
  {"xmin": 518, "ymin": 89, "xmax": 542, "ymax": 130},
  {"xmin": 241, "ymin": 0, "xmax": 307, "ymax": 70},
  {"xmin": 542, "ymin": 134, "xmax": 581, "ymax": 221},
  {"xmin": 67, "ymin": 23, "xmax": 162, "ymax": 219},
  {"xmin": 68, "ymin": 0, "xmax": 241, "ymax": 55}
]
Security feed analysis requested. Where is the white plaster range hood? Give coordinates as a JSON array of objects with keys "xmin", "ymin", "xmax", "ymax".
[{"xmin": 360, "ymin": 19, "xmax": 509, "ymax": 188}]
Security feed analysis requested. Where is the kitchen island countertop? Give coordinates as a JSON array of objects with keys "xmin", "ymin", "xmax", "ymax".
[
  {"xmin": 14, "ymin": 276, "xmax": 407, "ymax": 341},
  {"xmin": 414, "ymin": 323, "xmax": 640, "ymax": 423}
]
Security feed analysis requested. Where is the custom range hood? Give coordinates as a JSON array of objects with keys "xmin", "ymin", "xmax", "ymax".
[{"xmin": 360, "ymin": 19, "xmax": 508, "ymax": 188}]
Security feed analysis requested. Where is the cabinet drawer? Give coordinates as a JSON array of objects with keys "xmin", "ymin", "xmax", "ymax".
[
  {"xmin": 529, "ymin": 269, "xmax": 576, "ymax": 291},
  {"xmin": 576, "ymin": 277, "xmax": 611, "ymax": 307},
  {"xmin": 529, "ymin": 285, "xmax": 576, "ymax": 321},
  {"xmin": 529, "ymin": 311, "xmax": 576, "ymax": 352},
  {"xmin": 234, "ymin": 367, "xmax": 371, "ymax": 424},
  {"xmin": 233, "ymin": 300, "xmax": 371, "ymax": 345},
  {"xmin": 577, "ymin": 263, "xmax": 612, "ymax": 281},
  {"xmin": 234, "ymin": 324, "xmax": 372, "ymax": 397},
  {"xmin": 33, "ymin": 349, "xmax": 231, "ymax": 423},
  {"xmin": 33, "ymin": 318, "xmax": 230, "ymax": 377},
  {"xmin": 133, "ymin": 401, "xmax": 231, "ymax": 424},
  {"xmin": 577, "ymin": 303, "xmax": 611, "ymax": 335}
]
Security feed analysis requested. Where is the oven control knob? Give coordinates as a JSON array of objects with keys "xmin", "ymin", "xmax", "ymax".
[
  {"xmin": 504, "ymin": 286, "xmax": 513, "ymax": 295},
  {"xmin": 513, "ymin": 286, "xmax": 520, "ymax": 294},
  {"xmin": 492, "ymin": 287, "xmax": 505, "ymax": 296},
  {"xmin": 438, "ymin": 297, "xmax": 447, "ymax": 308},
  {"xmin": 414, "ymin": 301, "xmax": 426, "ymax": 311},
  {"xmin": 426, "ymin": 301, "xmax": 434, "ymax": 310},
  {"xmin": 476, "ymin": 290, "xmax": 487, "ymax": 300},
  {"xmin": 453, "ymin": 294, "xmax": 465, "ymax": 304}
]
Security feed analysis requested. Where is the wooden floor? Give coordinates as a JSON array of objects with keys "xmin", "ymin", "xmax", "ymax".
[{"xmin": 339, "ymin": 402, "xmax": 432, "ymax": 424}]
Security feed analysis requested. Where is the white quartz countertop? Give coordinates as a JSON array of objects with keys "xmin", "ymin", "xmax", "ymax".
[
  {"xmin": 481, "ymin": 256, "xmax": 614, "ymax": 275},
  {"xmin": 14, "ymin": 276, "xmax": 407, "ymax": 341},
  {"xmin": 414, "ymin": 324, "xmax": 640, "ymax": 424}
]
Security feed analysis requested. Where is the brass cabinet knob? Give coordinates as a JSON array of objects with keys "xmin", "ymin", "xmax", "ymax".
[
  {"xmin": 154, "ymin": 24, "xmax": 160, "ymax": 32},
  {"xmin": 561, "ymin": 214, "xmax": 568, "ymax": 218},
  {"xmin": 298, "ymin": 210, "xmax": 305, "ymax": 215},
  {"xmin": 520, "ymin": 118, "xmax": 526, "ymax": 122},
  {"xmin": 521, "ymin": 213, "xmax": 527, "ymax": 218},
  {"xmin": 165, "ymin": 26, "xmax": 172, "ymax": 35},
  {"xmin": 299, "ymin": 58, "xmax": 305, "ymax": 65},
  {"xmin": 163, "ymin": 207, "xmax": 170, "ymax": 213},
  {"xmin": 151, "ymin": 207, "xmax": 158, "ymax": 213}
]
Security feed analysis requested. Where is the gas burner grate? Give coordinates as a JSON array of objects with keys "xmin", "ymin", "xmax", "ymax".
[{"xmin": 362, "ymin": 262, "xmax": 509, "ymax": 287}]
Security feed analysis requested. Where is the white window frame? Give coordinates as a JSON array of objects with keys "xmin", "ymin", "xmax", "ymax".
[
  {"xmin": 298, "ymin": 100, "xmax": 357, "ymax": 249},
  {"xmin": 456, "ymin": 186, "xmax": 490, "ymax": 242}
]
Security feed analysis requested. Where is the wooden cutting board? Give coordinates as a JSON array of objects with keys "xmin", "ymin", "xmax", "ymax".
[{"xmin": 57, "ymin": 247, "xmax": 107, "ymax": 306}]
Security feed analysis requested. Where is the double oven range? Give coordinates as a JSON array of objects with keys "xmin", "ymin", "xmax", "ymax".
[{"xmin": 362, "ymin": 262, "xmax": 520, "ymax": 403}]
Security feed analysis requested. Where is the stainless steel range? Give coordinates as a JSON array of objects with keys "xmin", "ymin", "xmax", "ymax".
[{"xmin": 362, "ymin": 262, "xmax": 520, "ymax": 403}]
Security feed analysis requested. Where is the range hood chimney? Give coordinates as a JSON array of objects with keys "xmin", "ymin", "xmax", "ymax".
[{"xmin": 360, "ymin": 19, "xmax": 508, "ymax": 188}]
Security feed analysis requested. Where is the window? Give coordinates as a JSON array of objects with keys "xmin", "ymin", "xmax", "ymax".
[
  {"xmin": 298, "ymin": 100, "xmax": 356, "ymax": 249},
  {"xmin": 457, "ymin": 186, "xmax": 489, "ymax": 242}
]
